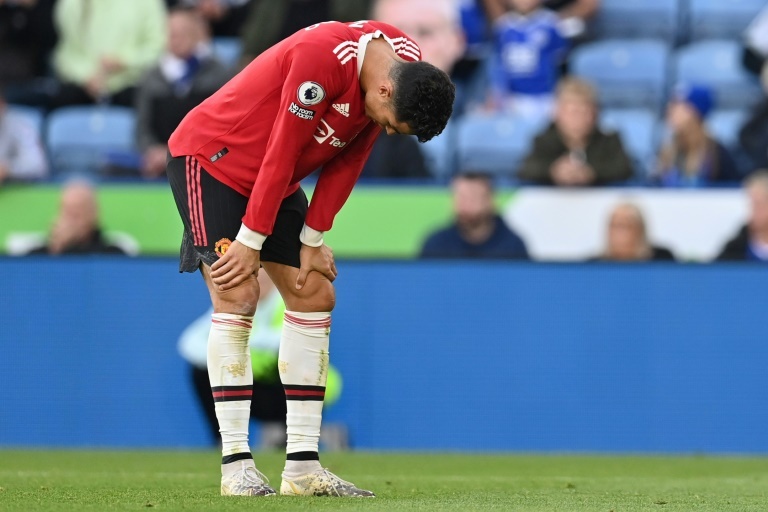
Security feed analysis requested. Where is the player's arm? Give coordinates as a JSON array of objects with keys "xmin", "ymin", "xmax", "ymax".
[
  {"xmin": 211, "ymin": 43, "xmax": 344, "ymax": 289},
  {"xmin": 295, "ymin": 123, "xmax": 381, "ymax": 289}
]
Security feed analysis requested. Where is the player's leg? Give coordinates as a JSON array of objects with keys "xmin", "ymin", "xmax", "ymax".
[
  {"xmin": 166, "ymin": 154, "xmax": 275, "ymax": 496},
  {"xmin": 258, "ymin": 189, "xmax": 374, "ymax": 497}
]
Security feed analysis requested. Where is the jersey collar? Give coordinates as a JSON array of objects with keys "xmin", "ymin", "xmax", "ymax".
[{"xmin": 356, "ymin": 30, "xmax": 397, "ymax": 78}]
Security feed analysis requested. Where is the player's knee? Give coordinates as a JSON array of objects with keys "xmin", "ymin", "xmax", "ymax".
[
  {"xmin": 313, "ymin": 281, "xmax": 336, "ymax": 312},
  {"xmin": 285, "ymin": 279, "xmax": 335, "ymax": 312},
  {"xmin": 211, "ymin": 278, "xmax": 260, "ymax": 316}
]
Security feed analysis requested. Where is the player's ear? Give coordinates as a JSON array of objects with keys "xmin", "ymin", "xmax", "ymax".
[{"xmin": 378, "ymin": 82, "xmax": 394, "ymax": 101}]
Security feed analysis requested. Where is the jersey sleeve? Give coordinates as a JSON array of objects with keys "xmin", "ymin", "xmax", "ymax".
[
  {"xmin": 236, "ymin": 42, "xmax": 345, "ymax": 250},
  {"xmin": 300, "ymin": 123, "xmax": 381, "ymax": 242}
]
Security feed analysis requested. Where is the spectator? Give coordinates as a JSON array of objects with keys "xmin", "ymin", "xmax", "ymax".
[
  {"xmin": 452, "ymin": 0, "xmax": 492, "ymax": 113},
  {"xmin": 518, "ymin": 78, "xmax": 633, "ymax": 186},
  {"xmin": 167, "ymin": 0, "xmax": 252, "ymax": 37},
  {"xmin": 591, "ymin": 203, "xmax": 675, "ymax": 262},
  {"xmin": 487, "ymin": 0, "xmax": 568, "ymax": 123},
  {"xmin": 483, "ymin": 0, "xmax": 597, "ymax": 37},
  {"xmin": 239, "ymin": 0, "xmax": 371, "ymax": 66},
  {"xmin": 420, "ymin": 172, "xmax": 529, "ymax": 259},
  {"xmin": 50, "ymin": 0, "xmax": 167, "ymax": 109},
  {"xmin": 178, "ymin": 271, "xmax": 343, "ymax": 448},
  {"xmin": 739, "ymin": 67, "xmax": 768, "ymax": 170},
  {"xmin": 367, "ymin": 0, "xmax": 463, "ymax": 180},
  {"xmin": 654, "ymin": 84, "xmax": 740, "ymax": 188},
  {"xmin": 742, "ymin": 5, "xmax": 768, "ymax": 77},
  {"xmin": 373, "ymin": 0, "xmax": 466, "ymax": 75},
  {"xmin": 135, "ymin": 8, "xmax": 231, "ymax": 178},
  {"xmin": 716, "ymin": 171, "xmax": 768, "ymax": 263},
  {"xmin": 0, "ymin": 91, "xmax": 48, "ymax": 183},
  {"xmin": 26, "ymin": 180, "xmax": 127, "ymax": 256},
  {"xmin": 0, "ymin": 0, "xmax": 57, "ymax": 90}
]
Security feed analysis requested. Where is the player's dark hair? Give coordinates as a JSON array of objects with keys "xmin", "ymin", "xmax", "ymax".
[{"xmin": 389, "ymin": 61, "xmax": 455, "ymax": 143}]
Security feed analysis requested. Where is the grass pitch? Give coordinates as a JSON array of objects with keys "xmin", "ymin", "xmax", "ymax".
[{"xmin": 0, "ymin": 450, "xmax": 767, "ymax": 511}]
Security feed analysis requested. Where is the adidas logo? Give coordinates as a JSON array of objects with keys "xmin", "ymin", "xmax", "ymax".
[{"xmin": 333, "ymin": 103, "xmax": 350, "ymax": 117}]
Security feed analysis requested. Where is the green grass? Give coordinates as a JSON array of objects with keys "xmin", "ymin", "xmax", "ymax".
[{"xmin": 1, "ymin": 451, "xmax": 767, "ymax": 511}]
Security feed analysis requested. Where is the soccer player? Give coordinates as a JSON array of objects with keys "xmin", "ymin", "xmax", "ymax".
[{"xmin": 166, "ymin": 20, "xmax": 454, "ymax": 497}]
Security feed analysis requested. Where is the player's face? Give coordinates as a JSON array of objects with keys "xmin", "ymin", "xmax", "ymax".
[{"xmin": 364, "ymin": 86, "xmax": 414, "ymax": 136}]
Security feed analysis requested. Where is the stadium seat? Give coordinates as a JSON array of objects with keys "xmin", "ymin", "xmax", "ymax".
[
  {"xmin": 706, "ymin": 109, "xmax": 750, "ymax": 149},
  {"xmin": 591, "ymin": 0, "xmax": 681, "ymax": 43},
  {"xmin": 46, "ymin": 106, "xmax": 137, "ymax": 174},
  {"xmin": 212, "ymin": 37, "xmax": 243, "ymax": 69},
  {"xmin": 570, "ymin": 39, "xmax": 670, "ymax": 111},
  {"xmin": 674, "ymin": 40, "xmax": 763, "ymax": 110},
  {"xmin": 687, "ymin": 0, "xmax": 766, "ymax": 41},
  {"xmin": 600, "ymin": 108, "xmax": 658, "ymax": 177},
  {"xmin": 455, "ymin": 113, "xmax": 542, "ymax": 177},
  {"xmin": 7, "ymin": 104, "xmax": 45, "ymax": 138},
  {"xmin": 419, "ymin": 120, "xmax": 457, "ymax": 179}
]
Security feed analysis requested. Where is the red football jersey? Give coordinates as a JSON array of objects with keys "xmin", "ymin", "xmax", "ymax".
[{"xmin": 168, "ymin": 20, "xmax": 421, "ymax": 241}]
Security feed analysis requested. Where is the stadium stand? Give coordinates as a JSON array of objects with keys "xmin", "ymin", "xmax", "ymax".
[
  {"xmin": 600, "ymin": 108, "xmax": 658, "ymax": 178},
  {"xmin": 419, "ymin": 120, "xmax": 457, "ymax": 179},
  {"xmin": 687, "ymin": 0, "xmax": 766, "ymax": 41},
  {"xmin": 211, "ymin": 36, "xmax": 243, "ymax": 70},
  {"xmin": 570, "ymin": 39, "xmax": 670, "ymax": 111},
  {"xmin": 7, "ymin": 105, "xmax": 45, "ymax": 138},
  {"xmin": 590, "ymin": 0, "xmax": 681, "ymax": 44},
  {"xmin": 46, "ymin": 106, "xmax": 137, "ymax": 175},
  {"xmin": 706, "ymin": 109, "xmax": 751, "ymax": 149},
  {"xmin": 674, "ymin": 39, "xmax": 763, "ymax": 110},
  {"xmin": 456, "ymin": 113, "xmax": 544, "ymax": 178}
]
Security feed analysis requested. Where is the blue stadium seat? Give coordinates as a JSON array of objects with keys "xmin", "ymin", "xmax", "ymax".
[
  {"xmin": 600, "ymin": 108, "xmax": 658, "ymax": 177},
  {"xmin": 419, "ymin": 120, "xmax": 457, "ymax": 179},
  {"xmin": 570, "ymin": 39, "xmax": 670, "ymax": 111},
  {"xmin": 674, "ymin": 40, "xmax": 763, "ymax": 110},
  {"xmin": 46, "ymin": 106, "xmax": 137, "ymax": 174},
  {"xmin": 687, "ymin": 0, "xmax": 766, "ymax": 41},
  {"xmin": 7, "ymin": 104, "xmax": 45, "ymax": 138},
  {"xmin": 706, "ymin": 109, "xmax": 750, "ymax": 148},
  {"xmin": 455, "ymin": 113, "xmax": 542, "ymax": 177},
  {"xmin": 591, "ymin": 0, "xmax": 681, "ymax": 43},
  {"xmin": 212, "ymin": 37, "xmax": 242, "ymax": 69}
]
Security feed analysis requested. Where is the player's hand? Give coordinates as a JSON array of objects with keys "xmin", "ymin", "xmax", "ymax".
[
  {"xmin": 210, "ymin": 240, "xmax": 260, "ymax": 291},
  {"xmin": 296, "ymin": 244, "xmax": 337, "ymax": 290}
]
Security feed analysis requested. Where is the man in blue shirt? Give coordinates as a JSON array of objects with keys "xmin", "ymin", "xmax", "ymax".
[
  {"xmin": 420, "ymin": 172, "xmax": 529, "ymax": 259},
  {"xmin": 490, "ymin": 0, "xmax": 567, "ymax": 123}
]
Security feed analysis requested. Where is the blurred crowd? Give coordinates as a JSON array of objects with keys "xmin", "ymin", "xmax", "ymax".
[{"xmin": 2, "ymin": 0, "xmax": 768, "ymax": 262}]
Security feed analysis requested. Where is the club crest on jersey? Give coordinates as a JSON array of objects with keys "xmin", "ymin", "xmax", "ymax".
[
  {"xmin": 214, "ymin": 238, "xmax": 232, "ymax": 258},
  {"xmin": 298, "ymin": 81, "xmax": 326, "ymax": 106}
]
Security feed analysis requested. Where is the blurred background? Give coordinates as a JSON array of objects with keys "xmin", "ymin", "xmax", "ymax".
[{"xmin": 1, "ymin": 0, "xmax": 768, "ymax": 454}]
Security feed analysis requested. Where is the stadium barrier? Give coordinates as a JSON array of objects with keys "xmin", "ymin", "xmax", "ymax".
[
  {"xmin": 1, "ymin": 185, "xmax": 747, "ymax": 261},
  {"xmin": 1, "ymin": 258, "xmax": 766, "ymax": 453}
]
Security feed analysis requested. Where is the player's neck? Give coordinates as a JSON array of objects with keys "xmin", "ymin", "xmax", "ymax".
[{"xmin": 359, "ymin": 38, "xmax": 397, "ymax": 93}]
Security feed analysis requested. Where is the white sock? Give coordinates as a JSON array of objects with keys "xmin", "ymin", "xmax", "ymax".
[
  {"xmin": 208, "ymin": 313, "xmax": 254, "ymax": 467},
  {"xmin": 279, "ymin": 311, "xmax": 331, "ymax": 478}
]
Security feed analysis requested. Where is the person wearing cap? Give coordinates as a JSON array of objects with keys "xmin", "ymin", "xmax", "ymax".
[{"xmin": 654, "ymin": 83, "xmax": 740, "ymax": 187}]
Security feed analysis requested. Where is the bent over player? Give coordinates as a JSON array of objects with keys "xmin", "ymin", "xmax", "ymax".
[{"xmin": 166, "ymin": 20, "xmax": 454, "ymax": 497}]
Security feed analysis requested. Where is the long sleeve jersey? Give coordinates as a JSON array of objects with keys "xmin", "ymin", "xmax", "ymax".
[{"xmin": 168, "ymin": 20, "xmax": 421, "ymax": 245}]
